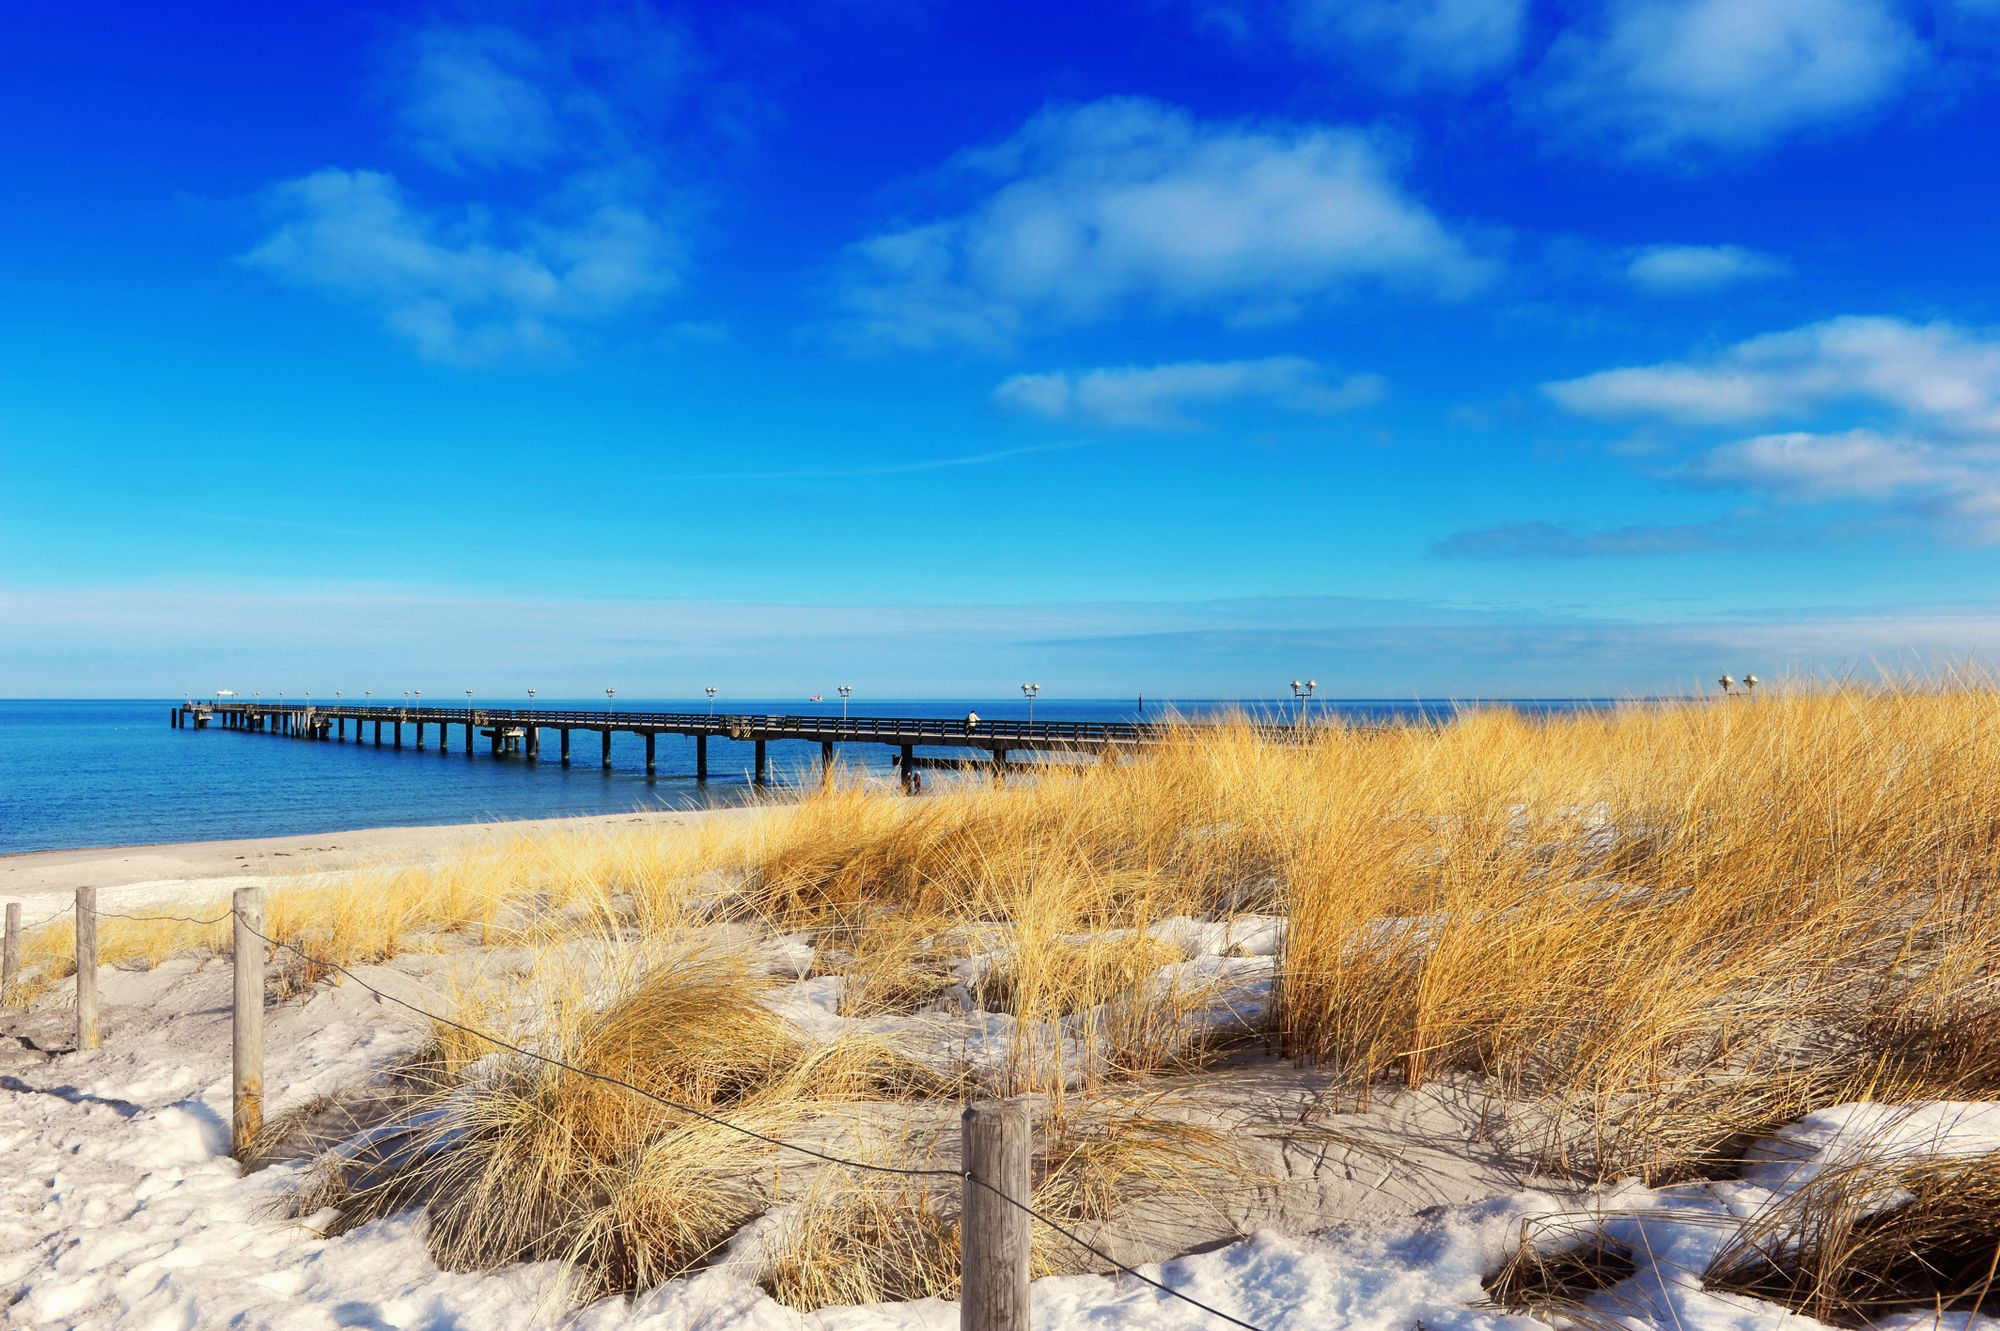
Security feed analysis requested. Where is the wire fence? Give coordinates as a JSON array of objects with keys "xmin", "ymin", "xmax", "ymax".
[{"xmin": 4, "ymin": 895, "xmax": 1274, "ymax": 1331}]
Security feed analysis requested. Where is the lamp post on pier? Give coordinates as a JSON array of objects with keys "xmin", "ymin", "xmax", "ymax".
[
  {"xmin": 706, "ymin": 686, "xmax": 717, "ymax": 716},
  {"xmin": 1290, "ymin": 678, "xmax": 1316, "ymax": 726},
  {"xmin": 1021, "ymin": 682, "xmax": 1041, "ymax": 726},
  {"xmin": 837, "ymin": 684, "xmax": 852, "ymax": 720}
]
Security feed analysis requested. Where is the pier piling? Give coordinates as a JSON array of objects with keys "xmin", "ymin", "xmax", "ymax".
[
  {"xmin": 601, "ymin": 729, "xmax": 611, "ymax": 770},
  {"xmin": 755, "ymin": 739, "xmax": 768, "ymax": 785},
  {"xmin": 560, "ymin": 728, "xmax": 571, "ymax": 765},
  {"xmin": 645, "ymin": 732, "xmax": 656, "ymax": 775},
  {"xmin": 696, "ymin": 734, "xmax": 708, "ymax": 781}
]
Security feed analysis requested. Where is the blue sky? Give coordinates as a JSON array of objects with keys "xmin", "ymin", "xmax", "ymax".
[{"xmin": 5, "ymin": 0, "xmax": 2000, "ymax": 698}]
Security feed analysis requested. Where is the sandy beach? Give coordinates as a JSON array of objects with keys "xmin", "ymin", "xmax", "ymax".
[{"xmin": 0, "ymin": 806, "xmax": 759, "ymax": 911}]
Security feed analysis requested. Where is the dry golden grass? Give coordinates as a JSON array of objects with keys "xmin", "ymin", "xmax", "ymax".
[{"xmin": 20, "ymin": 679, "xmax": 2000, "ymax": 1306}]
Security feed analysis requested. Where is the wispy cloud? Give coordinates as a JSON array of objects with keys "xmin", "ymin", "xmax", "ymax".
[
  {"xmin": 1433, "ymin": 514, "xmax": 1793, "ymax": 559},
  {"xmin": 992, "ymin": 356, "xmax": 1385, "ymax": 430},
  {"xmin": 1531, "ymin": 0, "xmax": 1923, "ymax": 158},
  {"xmin": 828, "ymin": 96, "xmax": 1493, "ymax": 352},
  {"xmin": 1288, "ymin": 0, "xmax": 1527, "ymax": 87},
  {"xmin": 13, "ymin": 582, "xmax": 2000, "ymax": 697},
  {"xmin": 1624, "ymin": 243, "xmax": 1790, "ymax": 294},
  {"xmin": 243, "ymin": 9, "xmax": 707, "ymax": 364}
]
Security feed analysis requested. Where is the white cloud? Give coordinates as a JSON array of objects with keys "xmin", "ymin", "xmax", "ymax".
[
  {"xmin": 1544, "ymin": 317, "xmax": 2000, "ymax": 428},
  {"xmin": 399, "ymin": 26, "xmax": 560, "ymax": 172},
  {"xmin": 993, "ymin": 356, "xmax": 1386, "ymax": 430},
  {"xmin": 1689, "ymin": 429, "xmax": 1958, "ymax": 501},
  {"xmin": 245, "ymin": 170, "xmax": 682, "ymax": 364},
  {"xmin": 1289, "ymin": 0, "xmax": 1527, "ymax": 86},
  {"xmin": 832, "ymin": 97, "xmax": 1492, "ymax": 352},
  {"xmin": 1625, "ymin": 243, "xmax": 1789, "ymax": 294},
  {"xmin": 1545, "ymin": 317, "xmax": 2000, "ymax": 540},
  {"xmin": 1535, "ymin": 0, "xmax": 1923, "ymax": 156},
  {"xmin": 246, "ymin": 14, "xmax": 698, "ymax": 363}
]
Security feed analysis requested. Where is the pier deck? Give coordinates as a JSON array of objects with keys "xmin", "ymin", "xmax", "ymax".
[{"xmin": 172, "ymin": 702, "xmax": 1287, "ymax": 787}]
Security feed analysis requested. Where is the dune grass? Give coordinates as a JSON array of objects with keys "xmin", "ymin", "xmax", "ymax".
[{"xmin": 16, "ymin": 680, "xmax": 2000, "ymax": 1309}]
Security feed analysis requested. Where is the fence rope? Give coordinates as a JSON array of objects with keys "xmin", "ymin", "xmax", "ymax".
[{"xmin": 64, "ymin": 902, "xmax": 1274, "ymax": 1330}]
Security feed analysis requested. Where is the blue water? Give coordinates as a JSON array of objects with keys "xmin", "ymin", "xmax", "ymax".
[{"xmin": 0, "ymin": 697, "xmax": 1628, "ymax": 855}]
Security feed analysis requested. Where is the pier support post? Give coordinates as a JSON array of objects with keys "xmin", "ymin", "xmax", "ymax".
[
  {"xmin": 466, "ymin": 720, "xmax": 474, "ymax": 757},
  {"xmin": 526, "ymin": 726, "xmax": 538, "ymax": 762},
  {"xmin": 393, "ymin": 721, "xmax": 402, "ymax": 749},
  {"xmin": 232, "ymin": 886, "xmax": 264, "ymax": 1160},
  {"xmin": 2, "ymin": 902, "xmax": 19, "ymax": 1003},
  {"xmin": 754, "ymin": 739, "xmax": 768, "ymax": 786},
  {"xmin": 696, "ymin": 734, "xmax": 708, "ymax": 782},
  {"xmin": 900, "ymin": 744, "xmax": 915, "ymax": 794},
  {"xmin": 821, "ymin": 741, "xmax": 834, "ymax": 782},
  {"xmin": 992, "ymin": 748, "xmax": 1009, "ymax": 785},
  {"xmin": 601, "ymin": 729, "xmax": 612, "ymax": 770},
  {"xmin": 645, "ymin": 732, "xmax": 656, "ymax": 776},
  {"xmin": 561, "ymin": 729, "xmax": 571, "ymax": 765},
  {"xmin": 489, "ymin": 728, "xmax": 499, "ymax": 756},
  {"xmin": 75, "ymin": 886, "xmax": 98, "ymax": 1051},
  {"xmin": 416, "ymin": 720, "xmax": 425, "ymax": 750},
  {"xmin": 374, "ymin": 720, "xmax": 382, "ymax": 746},
  {"xmin": 961, "ymin": 1100, "xmax": 1031, "ymax": 1331}
]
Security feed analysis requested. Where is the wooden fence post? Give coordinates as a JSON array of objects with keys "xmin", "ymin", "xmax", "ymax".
[
  {"xmin": 2, "ymin": 902, "xmax": 19, "ymax": 1002},
  {"xmin": 961, "ymin": 1099, "xmax": 1031, "ymax": 1331},
  {"xmin": 232, "ymin": 885, "xmax": 265, "ymax": 1159},
  {"xmin": 75, "ymin": 886, "xmax": 98, "ymax": 1050}
]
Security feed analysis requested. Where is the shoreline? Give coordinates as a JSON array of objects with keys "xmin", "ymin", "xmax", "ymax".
[{"xmin": 0, "ymin": 805, "xmax": 763, "ymax": 907}]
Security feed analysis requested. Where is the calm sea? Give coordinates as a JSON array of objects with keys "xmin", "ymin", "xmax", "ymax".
[{"xmin": 0, "ymin": 697, "xmax": 1623, "ymax": 855}]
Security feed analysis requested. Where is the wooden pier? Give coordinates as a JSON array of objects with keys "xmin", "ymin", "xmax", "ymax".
[{"xmin": 172, "ymin": 701, "xmax": 1262, "ymax": 788}]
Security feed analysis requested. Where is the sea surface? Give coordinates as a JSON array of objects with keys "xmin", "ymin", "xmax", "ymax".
[{"xmin": 0, "ymin": 697, "xmax": 1628, "ymax": 855}]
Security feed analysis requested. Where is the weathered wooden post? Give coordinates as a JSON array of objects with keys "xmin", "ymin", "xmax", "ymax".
[
  {"xmin": 901, "ymin": 744, "xmax": 915, "ymax": 794},
  {"xmin": 645, "ymin": 731, "xmax": 656, "ymax": 775},
  {"xmin": 601, "ymin": 728, "xmax": 612, "ymax": 770},
  {"xmin": 2, "ymin": 902, "xmax": 19, "ymax": 1003},
  {"xmin": 465, "ymin": 718, "xmax": 474, "ymax": 757},
  {"xmin": 415, "ymin": 719, "xmax": 425, "ymax": 750},
  {"xmin": 393, "ymin": 719, "xmax": 402, "ymax": 749},
  {"xmin": 75, "ymin": 886, "xmax": 99, "ymax": 1050},
  {"xmin": 561, "ymin": 728, "xmax": 571, "ymax": 765},
  {"xmin": 754, "ymin": 739, "xmax": 768, "ymax": 785},
  {"xmin": 961, "ymin": 1100, "xmax": 1031, "ymax": 1331},
  {"xmin": 695, "ymin": 733, "xmax": 708, "ymax": 781},
  {"xmin": 526, "ymin": 725, "xmax": 538, "ymax": 762},
  {"xmin": 232, "ymin": 885, "xmax": 264, "ymax": 1159}
]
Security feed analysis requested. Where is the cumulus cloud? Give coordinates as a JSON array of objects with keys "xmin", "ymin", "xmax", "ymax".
[
  {"xmin": 1289, "ymin": 0, "xmax": 1527, "ymax": 86},
  {"xmin": 1540, "ymin": 317, "xmax": 2000, "ymax": 541},
  {"xmin": 245, "ymin": 11, "xmax": 698, "ymax": 363},
  {"xmin": 1534, "ymin": 0, "xmax": 1923, "ymax": 157},
  {"xmin": 831, "ymin": 97, "xmax": 1492, "ymax": 352},
  {"xmin": 1544, "ymin": 317, "xmax": 2000, "ymax": 428},
  {"xmin": 1624, "ymin": 243, "xmax": 1789, "ymax": 294},
  {"xmin": 993, "ymin": 356, "xmax": 1385, "ymax": 430}
]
